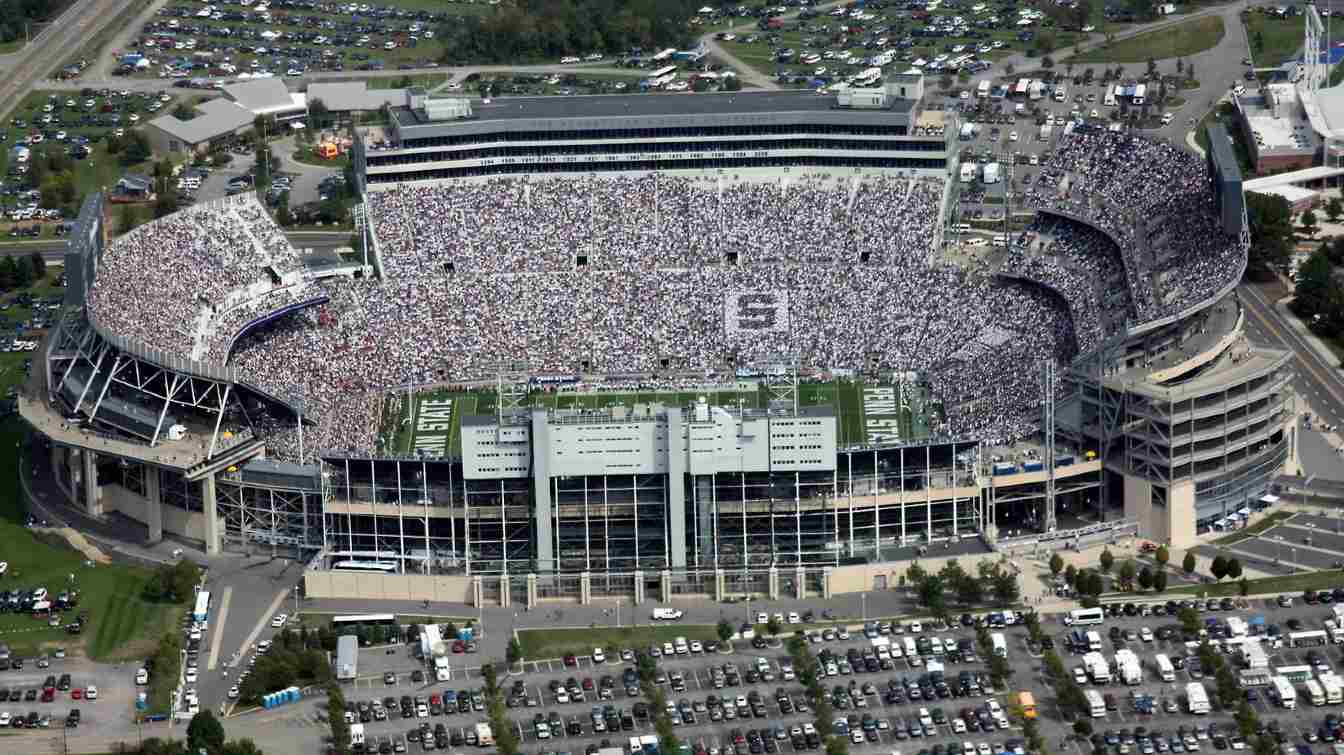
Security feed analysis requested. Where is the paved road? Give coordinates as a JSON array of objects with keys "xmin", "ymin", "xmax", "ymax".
[{"xmin": 1240, "ymin": 281, "xmax": 1344, "ymax": 435}]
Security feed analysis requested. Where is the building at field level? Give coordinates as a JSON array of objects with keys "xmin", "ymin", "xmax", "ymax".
[{"xmin": 21, "ymin": 79, "xmax": 1300, "ymax": 607}]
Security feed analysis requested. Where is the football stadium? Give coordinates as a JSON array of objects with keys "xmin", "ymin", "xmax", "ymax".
[{"xmin": 20, "ymin": 75, "xmax": 1298, "ymax": 604}]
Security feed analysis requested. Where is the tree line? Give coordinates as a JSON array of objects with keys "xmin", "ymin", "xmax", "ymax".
[
  {"xmin": 1049, "ymin": 545, "xmax": 1251, "ymax": 605},
  {"xmin": 903, "ymin": 557, "xmax": 1021, "ymax": 616},
  {"xmin": 0, "ymin": 0, "xmax": 59, "ymax": 46},
  {"xmin": 434, "ymin": 0, "xmax": 700, "ymax": 64}
]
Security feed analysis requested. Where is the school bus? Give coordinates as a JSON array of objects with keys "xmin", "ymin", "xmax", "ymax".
[{"xmin": 1018, "ymin": 691, "xmax": 1037, "ymax": 719}]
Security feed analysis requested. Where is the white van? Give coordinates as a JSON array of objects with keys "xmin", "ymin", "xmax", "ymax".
[
  {"xmin": 674, "ymin": 637, "xmax": 689, "ymax": 655},
  {"xmin": 650, "ymin": 608, "xmax": 684, "ymax": 621}
]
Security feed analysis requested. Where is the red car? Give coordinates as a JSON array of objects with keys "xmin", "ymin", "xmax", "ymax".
[
  {"xmin": 451, "ymin": 640, "xmax": 465, "ymax": 654},
  {"xmin": 581, "ymin": 677, "xmax": 595, "ymax": 691},
  {"xmin": 71, "ymin": 688, "xmax": 82, "ymax": 700},
  {"xmin": 563, "ymin": 654, "xmax": 578, "ymax": 668}
]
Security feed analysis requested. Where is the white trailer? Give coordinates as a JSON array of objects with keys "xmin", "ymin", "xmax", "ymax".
[
  {"xmin": 1084, "ymin": 651, "xmax": 1111, "ymax": 683},
  {"xmin": 981, "ymin": 162, "xmax": 1001, "ymax": 184},
  {"xmin": 1321, "ymin": 673, "xmax": 1344, "ymax": 704},
  {"xmin": 1273, "ymin": 676, "xmax": 1298, "ymax": 709},
  {"xmin": 1115, "ymin": 649, "xmax": 1142, "ymax": 685},
  {"xmin": 1187, "ymin": 682, "xmax": 1210, "ymax": 714},
  {"xmin": 1307, "ymin": 679, "xmax": 1327, "ymax": 706},
  {"xmin": 1155, "ymin": 654, "xmax": 1175, "ymax": 682},
  {"xmin": 1085, "ymin": 689, "xmax": 1106, "ymax": 717}
]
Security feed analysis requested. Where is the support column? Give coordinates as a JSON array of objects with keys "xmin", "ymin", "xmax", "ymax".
[
  {"xmin": 633, "ymin": 570, "xmax": 645, "ymax": 605},
  {"xmin": 666, "ymin": 410, "xmax": 688, "ymax": 568},
  {"xmin": 767, "ymin": 567, "xmax": 779, "ymax": 600},
  {"xmin": 81, "ymin": 450, "xmax": 101, "ymax": 517},
  {"xmin": 202, "ymin": 473, "xmax": 220, "ymax": 555},
  {"xmin": 714, "ymin": 569, "xmax": 725, "ymax": 602},
  {"xmin": 472, "ymin": 575, "xmax": 483, "ymax": 607},
  {"xmin": 530, "ymin": 409, "xmax": 555, "ymax": 573},
  {"xmin": 499, "ymin": 573, "xmax": 510, "ymax": 608},
  {"xmin": 526, "ymin": 573, "xmax": 537, "ymax": 609},
  {"xmin": 145, "ymin": 466, "xmax": 163, "ymax": 544},
  {"xmin": 794, "ymin": 567, "xmax": 806, "ymax": 600},
  {"xmin": 579, "ymin": 572, "xmax": 591, "ymax": 605},
  {"xmin": 821, "ymin": 567, "xmax": 833, "ymax": 600},
  {"xmin": 659, "ymin": 570, "xmax": 672, "ymax": 604}
]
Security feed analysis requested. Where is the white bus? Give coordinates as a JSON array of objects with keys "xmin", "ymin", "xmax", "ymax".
[
  {"xmin": 1065, "ymin": 607, "xmax": 1104, "ymax": 626},
  {"xmin": 1291, "ymin": 630, "xmax": 1329, "ymax": 647},
  {"xmin": 1085, "ymin": 689, "xmax": 1106, "ymax": 717},
  {"xmin": 1272, "ymin": 676, "xmax": 1297, "ymax": 709},
  {"xmin": 1155, "ymin": 654, "xmax": 1175, "ymax": 682},
  {"xmin": 646, "ymin": 64, "xmax": 678, "ymax": 88},
  {"xmin": 193, "ymin": 591, "xmax": 210, "ymax": 622},
  {"xmin": 332, "ymin": 560, "xmax": 398, "ymax": 574}
]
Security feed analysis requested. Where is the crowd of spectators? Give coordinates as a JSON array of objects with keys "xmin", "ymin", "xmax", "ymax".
[
  {"xmin": 366, "ymin": 174, "xmax": 946, "ymax": 274},
  {"xmin": 87, "ymin": 150, "xmax": 1245, "ymax": 461},
  {"xmin": 1023, "ymin": 130, "xmax": 1244, "ymax": 324},
  {"xmin": 1002, "ymin": 215, "xmax": 1133, "ymax": 355}
]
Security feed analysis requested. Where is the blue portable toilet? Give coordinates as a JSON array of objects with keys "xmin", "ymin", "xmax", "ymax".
[
  {"xmin": 287, "ymin": 686, "xmax": 301, "ymax": 702},
  {"xmin": 458, "ymin": 627, "xmax": 474, "ymax": 641}
]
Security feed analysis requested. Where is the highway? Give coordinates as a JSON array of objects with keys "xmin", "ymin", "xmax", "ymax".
[{"xmin": 1239, "ymin": 281, "xmax": 1344, "ymax": 430}]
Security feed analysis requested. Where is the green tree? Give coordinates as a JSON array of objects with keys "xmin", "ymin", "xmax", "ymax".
[
  {"xmin": 154, "ymin": 191, "xmax": 180, "ymax": 219},
  {"xmin": 1063, "ymin": 563, "xmax": 1078, "ymax": 587},
  {"xmin": 917, "ymin": 574, "xmax": 946, "ymax": 614},
  {"xmin": 1099, "ymin": 548, "xmax": 1114, "ymax": 573},
  {"xmin": 1211, "ymin": 555, "xmax": 1228, "ymax": 581},
  {"xmin": 187, "ymin": 709, "xmax": 226, "ymax": 755},
  {"xmin": 122, "ymin": 131, "xmax": 152, "ymax": 165},
  {"xmin": 29, "ymin": 250, "xmax": 46, "ymax": 281},
  {"xmin": 1074, "ymin": 720, "xmax": 1094, "ymax": 738},
  {"xmin": 1155, "ymin": 545, "xmax": 1170, "ymax": 568},
  {"xmin": 1137, "ymin": 566, "xmax": 1153, "ymax": 591},
  {"xmin": 1293, "ymin": 247, "xmax": 1338, "ymax": 324},
  {"xmin": 506, "ymin": 636, "xmax": 522, "ymax": 665},
  {"xmin": 1117, "ymin": 560, "xmax": 1137, "ymax": 591},
  {"xmin": 1226, "ymin": 558, "xmax": 1243, "ymax": 580},
  {"xmin": 309, "ymin": 97, "xmax": 332, "ymax": 129},
  {"xmin": 905, "ymin": 562, "xmax": 927, "ymax": 589},
  {"xmin": 717, "ymin": 618, "xmax": 733, "ymax": 645},
  {"xmin": 1153, "ymin": 569, "xmax": 1167, "ymax": 593},
  {"xmin": 1179, "ymin": 606, "xmax": 1200, "ymax": 634},
  {"xmin": 1182, "ymin": 551, "xmax": 1196, "ymax": 575},
  {"xmin": 221, "ymin": 740, "xmax": 265, "ymax": 755},
  {"xmin": 1049, "ymin": 552, "xmax": 1065, "ymax": 577},
  {"xmin": 766, "ymin": 616, "xmax": 782, "ymax": 642},
  {"xmin": 992, "ymin": 569, "xmax": 1020, "ymax": 605},
  {"xmin": 1239, "ymin": 577, "xmax": 1250, "ymax": 596},
  {"xmin": 1302, "ymin": 209, "xmax": 1320, "ymax": 237},
  {"xmin": 12, "ymin": 256, "xmax": 32, "ymax": 289},
  {"xmin": 1246, "ymin": 191, "xmax": 1295, "ymax": 279},
  {"xmin": 1327, "ymin": 196, "xmax": 1344, "ymax": 223},
  {"xmin": 957, "ymin": 571, "xmax": 984, "ymax": 605}
]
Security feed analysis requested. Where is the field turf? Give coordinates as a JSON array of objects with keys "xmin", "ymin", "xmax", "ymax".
[{"xmin": 384, "ymin": 377, "xmax": 940, "ymax": 456}]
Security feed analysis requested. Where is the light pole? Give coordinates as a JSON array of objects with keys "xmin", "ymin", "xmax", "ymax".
[
  {"xmin": 861, "ymin": 593, "xmax": 867, "ymax": 623},
  {"xmin": 1277, "ymin": 535, "xmax": 1284, "ymax": 563},
  {"xmin": 293, "ymin": 584, "xmax": 299, "ymax": 617}
]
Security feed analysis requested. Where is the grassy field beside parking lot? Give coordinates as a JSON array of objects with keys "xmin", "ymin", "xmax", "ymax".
[
  {"xmin": 1071, "ymin": 15, "xmax": 1225, "ymax": 63},
  {"xmin": 1212, "ymin": 510, "xmax": 1294, "ymax": 546},
  {"xmin": 1165, "ymin": 569, "xmax": 1344, "ymax": 597},
  {"xmin": 516, "ymin": 625, "xmax": 721, "ymax": 661},
  {"xmin": 0, "ymin": 417, "xmax": 182, "ymax": 661}
]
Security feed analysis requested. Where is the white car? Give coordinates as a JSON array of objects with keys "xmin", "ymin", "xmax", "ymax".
[
  {"xmin": 952, "ymin": 719, "xmax": 968, "ymax": 734},
  {"xmin": 1140, "ymin": 627, "xmax": 1154, "ymax": 642},
  {"xmin": 978, "ymin": 745, "xmax": 992, "ymax": 755},
  {"xmin": 1073, "ymin": 667, "xmax": 1086, "ymax": 684},
  {"xmin": 908, "ymin": 621, "xmax": 922, "ymax": 633},
  {"xmin": 228, "ymin": 686, "xmax": 239, "ymax": 699},
  {"xmin": 0, "ymin": 712, "xmax": 9, "ymax": 726},
  {"xmin": 756, "ymin": 612, "xmax": 769, "ymax": 624},
  {"xmin": 919, "ymin": 708, "xmax": 932, "ymax": 726},
  {"xmin": 592, "ymin": 647, "xmax": 606, "ymax": 664},
  {"xmin": 0, "ymin": 562, "xmax": 7, "ymax": 576},
  {"xmin": 1008, "ymin": 130, "xmax": 1018, "ymax": 142},
  {"xmin": 689, "ymin": 641, "xmax": 703, "ymax": 653},
  {"xmin": 787, "ymin": 612, "xmax": 801, "ymax": 624},
  {"xmin": 136, "ymin": 668, "xmax": 149, "ymax": 685},
  {"xmin": 185, "ymin": 669, "xmax": 197, "ymax": 683},
  {"xmin": 85, "ymin": 686, "xmax": 97, "ymax": 700},
  {"xmin": 270, "ymin": 613, "xmax": 288, "ymax": 628}
]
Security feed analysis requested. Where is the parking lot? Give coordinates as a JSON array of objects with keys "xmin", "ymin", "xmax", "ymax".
[
  {"xmin": 245, "ymin": 591, "xmax": 1344, "ymax": 755},
  {"xmin": 1194, "ymin": 513, "xmax": 1344, "ymax": 575},
  {"xmin": 0, "ymin": 655, "xmax": 141, "ymax": 735}
]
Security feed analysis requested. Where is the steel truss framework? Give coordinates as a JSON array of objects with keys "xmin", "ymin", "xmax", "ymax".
[
  {"xmin": 217, "ymin": 477, "xmax": 324, "ymax": 555},
  {"xmin": 46, "ymin": 312, "xmax": 256, "ymax": 456}
]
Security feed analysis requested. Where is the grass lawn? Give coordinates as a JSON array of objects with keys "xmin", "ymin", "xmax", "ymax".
[
  {"xmin": 516, "ymin": 625, "xmax": 722, "ymax": 660},
  {"xmin": 1164, "ymin": 569, "xmax": 1344, "ymax": 597},
  {"xmin": 1212, "ymin": 510, "xmax": 1295, "ymax": 545},
  {"xmin": 290, "ymin": 148, "xmax": 351, "ymax": 169},
  {"xmin": 363, "ymin": 73, "xmax": 452, "ymax": 90},
  {"xmin": 1071, "ymin": 16, "xmax": 1225, "ymax": 63},
  {"xmin": 0, "ymin": 416, "xmax": 183, "ymax": 661}
]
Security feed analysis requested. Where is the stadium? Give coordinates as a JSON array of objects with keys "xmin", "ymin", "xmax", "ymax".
[{"xmin": 21, "ymin": 75, "xmax": 1297, "ymax": 605}]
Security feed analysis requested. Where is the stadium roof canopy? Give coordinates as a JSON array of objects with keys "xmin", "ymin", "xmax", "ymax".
[
  {"xmin": 223, "ymin": 78, "xmax": 307, "ymax": 118},
  {"xmin": 390, "ymin": 89, "xmax": 916, "ymax": 141}
]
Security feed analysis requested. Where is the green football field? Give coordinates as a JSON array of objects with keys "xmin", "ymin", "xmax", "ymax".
[{"xmin": 381, "ymin": 378, "xmax": 937, "ymax": 456}]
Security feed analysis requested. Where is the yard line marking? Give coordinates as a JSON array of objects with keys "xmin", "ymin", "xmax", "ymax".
[{"xmin": 206, "ymin": 586, "xmax": 233, "ymax": 671}]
